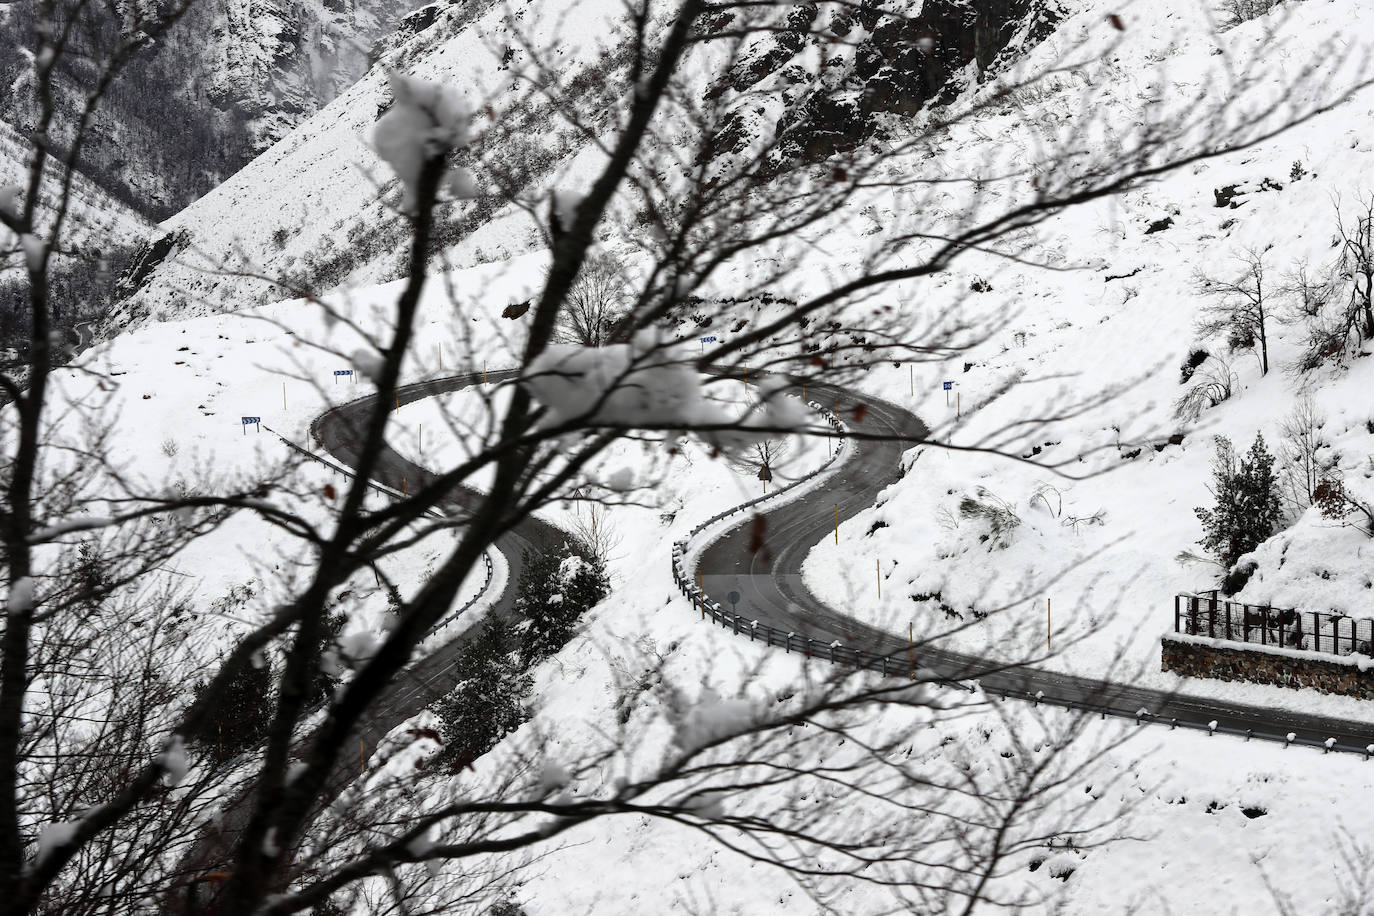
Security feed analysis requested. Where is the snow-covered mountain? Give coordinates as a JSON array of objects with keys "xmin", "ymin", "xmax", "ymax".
[
  {"xmin": 31, "ymin": 0, "xmax": 1374, "ymax": 911},
  {"xmin": 104, "ymin": 0, "xmax": 1065, "ymax": 327},
  {"xmin": 0, "ymin": 121, "xmax": 155, "ymax": 339},
  {"xmin": 0, "ymin": 0, "xmax": 427, "ymax": 218}
]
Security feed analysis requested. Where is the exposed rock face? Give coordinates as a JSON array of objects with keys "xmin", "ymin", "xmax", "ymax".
[
  {"xmin": 707, "ymin": 0, "xmax": 1068, "ymax": 167},
  {"xmin": 0, "ymin": 0, "xmax": 425, "ymax": 219}
]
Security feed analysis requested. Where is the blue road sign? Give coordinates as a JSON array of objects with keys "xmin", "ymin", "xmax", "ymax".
[
  {"xmin": 242, "ymin": 416, "xmax": 261, "ymax": 425},
  {"xmin": 942, "ymin": 381, "xmax": 953, "ymax": 391},
  {"xmin": 700, "ymin": 336, "xmax": 717, "ymax": 343},
  {"xmin": 727, "ymin": 590, "xmax": 741, "ymax": 607},
  {"xmin": 334, "ymin": 369, "xmax": 353, "ymax": 376}
]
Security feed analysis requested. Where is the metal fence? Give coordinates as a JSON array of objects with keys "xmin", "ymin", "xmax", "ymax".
[{"xmin": 1174, "ymin": 593, "xmax": 1374, "ymax": 658}]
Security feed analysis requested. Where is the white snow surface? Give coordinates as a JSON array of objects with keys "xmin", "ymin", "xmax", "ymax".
[{"xmin": 32, "ymin": 0, "xmax": 1374, "ymax": 911}]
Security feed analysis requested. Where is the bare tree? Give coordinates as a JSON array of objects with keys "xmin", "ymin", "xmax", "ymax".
[
  {"xmin": 1174, "ymin": 353, "xmax": 1237, "ymax": 422},
  {"xmin": 1195, "ymin": 248, "xmax": 1273, "ymax": 375},
  {"xmin": 1278, "ymin": 394, "xmax": 1326, "ymax": 515},
  {"xmin": 1287, "ymin": 195, "xmax": 1374, "ymax": 373},
  {"xmin": 557, "ymin": 251, "xmax": 629, "ymax": 347},
  {"xmin": 1337, "ymin": 194, "xmax": 1374, "ymax": 342},
  {"xmin": 1, "ymin": 0, "xmax": 1371, "ymax": 913}
]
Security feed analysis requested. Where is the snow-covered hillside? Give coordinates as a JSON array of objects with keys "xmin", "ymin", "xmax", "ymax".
[
  {"xmin": 31, "ymin": 0, "xmax": 1374, "ymax": 912},
  {"xmin": 0, "ymin": 0, "xmax": 429, "ymax": 217},
  {"xmin": 0, "ymin": 121, "xmax": 156, "ymax": 333},
  {"xmin": 799, "ymin": 0, "xmax": 1374, "ymax": 696},
  {"xmin": 104, "ymin": 0, "xmax": 1069, "ymax": 327}
]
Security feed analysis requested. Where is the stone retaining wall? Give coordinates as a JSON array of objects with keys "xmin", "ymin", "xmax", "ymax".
[{"xmin": 1162, "ymin": 634, "xmax": 1374, "ymax": 700}]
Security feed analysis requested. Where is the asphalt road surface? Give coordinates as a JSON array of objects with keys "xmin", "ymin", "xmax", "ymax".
[
  {"xmin": 698, "ymin": 378, "xmax": 1374, "ymax": 755},
  {"xmin": 186, "ymin": 364, "xmax": 1374, "ymax": 903}
]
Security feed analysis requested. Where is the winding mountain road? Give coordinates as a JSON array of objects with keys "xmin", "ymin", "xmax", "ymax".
[{"xmin": 314, "ymin": 369, "xmax": 1374, "ymax": 769}]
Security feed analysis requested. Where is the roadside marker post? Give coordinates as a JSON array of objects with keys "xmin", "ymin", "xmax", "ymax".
[
  {"xmin": 698, "ymin": 570, "xmax": 704, "ymax": 620},
  {"xmin": 833, "ymin": 504, "xmax": 838, "ymax": 544},
  {"xmin": 699, "ymin": 335, "xmax": 716, "ymax": 353},
  {"xmin": 909, "ymin": 623, "xmax": 914, "ymax": 680},
  {"xmin": 282, "ymin": 382, "xmax": 287, "ymax": 410},
  {"xmin": 241, "ymin": 416, "xmax": 261, "ymax": 435},
  {"xmin": 909, "ymin": 365, "xmax": 914, "ymax": 397},
  {"xmin": 943, "ymin": 380, "xmax": 952, "ymax": 407},
  {"xmin": 334, "ymin": 369, "xmax": 353, "ymax": 384},
  {"xmin": 1047, "ymin": 598, "xmax": 1052, "ymax": 652},
  {"xmin": 876, "ymin": 559, "xmax": 881, "ymax": 599}
]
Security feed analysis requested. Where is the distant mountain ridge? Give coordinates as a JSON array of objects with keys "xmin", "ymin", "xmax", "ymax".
[{"xmin": 0, "ymin": 0, "xmax": 429, "ymax": 220}]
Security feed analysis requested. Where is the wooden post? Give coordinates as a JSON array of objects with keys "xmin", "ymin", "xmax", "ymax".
[
  {"xmin": 876, "ymin": 558, "xmax": 881, "ymax": 599},
  {"xmin": 1047, "ymin": 598, "xmax": 1052, "ymax": 652},
  {"xmin": 484, "ymin": 360, "xmax": 487, "ymax": 385},
  {"xmin": 439, "ymin": 342, "xmax": 443, "ymax": 371},
  {"xmin": 909, "ymin": 623, "xmax": 914, "ymax": 680},
  {"xmin": 282, "ymin": 382, "xmax": 286, "ymax": 409},
  {"xmin": 909, "ymin": 365, "xmax": 913, "ymax": 397},
  {"xmin": 698, "ymin": 570, "xmax": 704, "ymax": 620},
  {"xmin": 360, "ymin": 740, "xmax": 365, "ymax": 776},
  {"xmin": 419, "ymin": 424, "xmax": 422, "ymax": 455},
  {"xmin": 833, "ymin": 504, "xmax": 838, "ymax": 544},
  {"xmin": 402, "ymin": 476, "xmax": 407, "ymax": 494},
  {"xmin": 957, "ymin": 392, "xmax": 961, "ymax": 417}
]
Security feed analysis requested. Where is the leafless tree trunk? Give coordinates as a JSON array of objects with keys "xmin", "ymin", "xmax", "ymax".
[
  {"xmin": 557, "ymin": 251, "xmax": 629, "ymax": 347},
  {"xmin": 1195, "ymin": 248, "xmax": 1272, "ymax": 375},
  {"xmin": 1278, "ymin": 394, "xmax": 1326, "ymax": 515}
]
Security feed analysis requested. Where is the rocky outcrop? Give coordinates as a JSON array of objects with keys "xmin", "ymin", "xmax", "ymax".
[{"xmin": 708, "ymin": 0, "xmax": 1068, "ymax": 168}]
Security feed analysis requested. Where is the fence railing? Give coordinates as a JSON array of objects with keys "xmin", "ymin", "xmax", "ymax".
[{"xmin": 1174, "ymin": 593, "xmax": 1374, "ymax": 658}]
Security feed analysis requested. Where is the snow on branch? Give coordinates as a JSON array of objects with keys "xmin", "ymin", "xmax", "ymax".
[
  {"xmin": 373, "ymin": 70, "xmax": 471, "ymax": 210},
  {"xmin": 522, "ymin": 331, "xmax": 810, "ymax": 453}
]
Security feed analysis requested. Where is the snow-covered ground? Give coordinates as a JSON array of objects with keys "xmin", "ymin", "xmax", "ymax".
[{"xmin": 37, "ymin": 0, "xmax": 1374, "ymax": 910}]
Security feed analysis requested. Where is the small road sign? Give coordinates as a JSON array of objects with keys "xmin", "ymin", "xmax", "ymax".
[
  {"xmin": 942, "ymin": 381, "xmax": 953, "ymax": 391},
  {"xmin": 727, "ymin": 590, "xmax": 741, "ymax": 609},
  {"xmin": 700, "ymin": 336, "xmax": 717, "ymax": 343},
  {"xmin": 334, "ymin": 369, "xmax": 353, "ymax": 376},
  {"xmin": 242, "ymin": 416, "xmax": 261, "ymax": 425}
]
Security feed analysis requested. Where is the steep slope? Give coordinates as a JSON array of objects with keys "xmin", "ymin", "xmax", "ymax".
[
  {"xmin": 797, "ymin": 0, "xmax": 1374, "ymax": 688},
  {"xmin": 0, "ymin": 121, "xmax": 155, "ymax": 342},
  {"xmin": 104, "ymin": 0, "xmax": 1064, "ymax": 329},
  {"xmin": 0, "ymin": 0, "xmax": 427, "ymax": 218}
]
